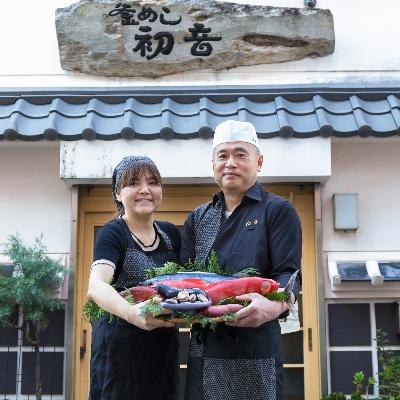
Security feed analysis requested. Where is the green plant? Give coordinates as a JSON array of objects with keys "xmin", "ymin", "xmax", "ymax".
[
  {"xmin": 0, "ymin": 234, "xmax": 66, "ymax": 400},
  {"xmin": 321, "ymin": 371, "xmax": 376, "ymax": 400},
  {"xmin": 351, "ymin": 371, "xmax": 376, "ymax": 400},
  {"xmin": 376, "ymin": 329, "xmax": 400, "ymax": 400},
  {"xmin": 145, "ymin": 250, "xmax": 259, "ymax": 279},
  {"xmin": 321, "ymin": 393, "xmax": 346, "ymax": 400}
]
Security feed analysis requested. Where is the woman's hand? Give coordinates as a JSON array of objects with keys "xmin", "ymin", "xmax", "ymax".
[
  {"xmin": 88, "ymin": 264, "xmax": 175, "ymax": 330},
  {"xmin": 126, "ymin": 297, "xmax": 176, "ymax": 331}
]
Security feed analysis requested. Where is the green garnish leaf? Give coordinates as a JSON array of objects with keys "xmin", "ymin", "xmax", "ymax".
[
  {"xmin": 145, "ymin": 261, "xmax": 184, "ymax": 278},
  {"xmin": 218, "ymin": 297, "xmax": 250, "ymax": 307},
  {"xmin": 264, "ymin": 291, "xmax": 289, "ymax": 302},
  {"xmin": 233, "ymin": 267, "xmax": 260, "ymax": 277},
  {"xmin": 139, "ymin": 296, "xmax": 163, "ymax": 318},
  {"xmin": 82, "ymin": 298, "xmax": 113, "ymax": 323},
  {"xmin": 206, "ymin": 250, "xmax": 224, "ymax": 274}
]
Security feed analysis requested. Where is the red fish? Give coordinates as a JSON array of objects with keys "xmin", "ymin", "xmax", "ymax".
[
  {"xmin": 119, "ymin": 286, "xmax": 156, "ymax": 302},
  {"xmin": 200, "ymin": 303, "xmax": 244, "ymax": 317},
  {"xmin": 205, "ymin": 277, "xmax": 280, "ymax": 305}
]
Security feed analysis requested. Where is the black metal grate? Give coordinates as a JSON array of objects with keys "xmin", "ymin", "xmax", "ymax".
[{"xmin": 0, "ymin": 308, "xmax": 66, "ymax": 400}]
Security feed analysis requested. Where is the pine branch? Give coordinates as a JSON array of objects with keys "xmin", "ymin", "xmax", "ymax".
[
  {"xmin": 143, "ymin": 251, "xmax": 258, "ymax": 278},
  {"xmin": 82, "ymin": 294, "xmax": 135, "ymax": 323},
  {"xmin": 82, "ymin": 298, "xmax": 111, "ymax": 323},
  {"xmin": 139, "ymin": 297, "xmax": 163, "ymax": 318},
  {"xmin": 232, "ymin": 267, "xmax": 260, "ymax": 277},
  {"xmin": 206, "ymin": 250, "xmax": 224, "ymax": 274}
]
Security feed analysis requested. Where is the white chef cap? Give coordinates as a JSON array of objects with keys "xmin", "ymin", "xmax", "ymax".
[{"xmin": 212, "ymin": 120, "xmax": 259, "ymax": 151}]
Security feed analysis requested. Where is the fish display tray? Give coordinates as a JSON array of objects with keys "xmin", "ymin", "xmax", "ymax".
[{"xmin": 162, "ymin": 316, "xmax": 226, "ymax": 324}]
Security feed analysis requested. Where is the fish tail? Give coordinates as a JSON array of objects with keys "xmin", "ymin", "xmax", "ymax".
[{"xmin": 284, "ymin": 270, "xmax": 300, "ymax": 315}]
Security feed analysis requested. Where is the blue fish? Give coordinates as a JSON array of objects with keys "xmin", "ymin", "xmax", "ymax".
[{"xmin": 142, "ymin": 271, "xmax": 238, "ymax": 286}]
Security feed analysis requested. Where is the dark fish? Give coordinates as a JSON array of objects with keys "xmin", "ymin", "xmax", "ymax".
[
  {"xmin": 156, "ymin": 284, "xmax": 181, "ymax": 299},
  {"xmin": 156, "ymin": 284, "xmax": 207, "ymax": 299},
  {"xmin": 143, "ymin": 271, "xmax": 238, "ymax": 286}
]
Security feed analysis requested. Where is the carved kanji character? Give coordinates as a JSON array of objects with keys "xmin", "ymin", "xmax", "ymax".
[
  {"xmin": 133, "ymin": 27, "xmax": 174, "ymax": 60},
  {"xmin": 108, "ymin": 2, "xmax": 138, "ymax": 25},
  {"xmin": 138, "ymin": 7, "xmax": 158, "ymax": 23},
  {"xmin": 184, "ymin": 23, "xmax": 222, "ymax": 56},
  {"xmin": 160, "ymin": 7, "xmax": 182, "ymax": 25}
]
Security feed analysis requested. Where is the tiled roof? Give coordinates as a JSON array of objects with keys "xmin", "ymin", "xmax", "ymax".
[{"xmin": 1, "ymin": 94, "xmax": 400, "ymax": 141}]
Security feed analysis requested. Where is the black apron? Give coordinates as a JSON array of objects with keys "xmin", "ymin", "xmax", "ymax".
[
  {"xmin": 184, "ymin": 320, "xmax": 283, "ymax": 400},
  {"xmin": 90, "ymin": 221, "xmax": 179, "ymax": 400},
  {"xmin": 90, "ymin": 317, "xmax": 179, "ymax": 400}
]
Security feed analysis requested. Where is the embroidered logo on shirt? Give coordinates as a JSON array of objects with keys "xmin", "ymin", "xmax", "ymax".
[{"xmin": 245, "ymin": 219, "xmax": 259, "ymax": 230}]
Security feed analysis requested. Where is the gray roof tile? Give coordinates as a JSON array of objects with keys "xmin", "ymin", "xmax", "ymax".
[
  {"xmin": 313, "ymin": 95, "xmax": 354, "ymax": 114},
  {"xmin": 1, "ymin": 94, "xmax": 400, "ymax": 141}
]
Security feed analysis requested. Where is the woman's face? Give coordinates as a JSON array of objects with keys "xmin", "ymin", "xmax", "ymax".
[{"xmin": 116, "ymin": 172, "xmax": 162, "ymax": 217}]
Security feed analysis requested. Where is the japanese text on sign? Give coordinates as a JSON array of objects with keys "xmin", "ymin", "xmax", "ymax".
[{"xmin": 108, "ymin": 3, "xmax": 222, "ymax": 60}]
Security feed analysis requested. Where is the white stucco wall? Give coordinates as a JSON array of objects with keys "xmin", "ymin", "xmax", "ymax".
[
  {"xmin": 0, "ymin": 0, "xmax": 399, "ymax": 87},
  {"xmin": 60, "ymin": 136, "xmax": 331, "ymax": 184},
  {"xmin": 322, "ymin": 139, "xmax": 400, "ymax": 252},
  {"xmin": 0, "ymin": 142, "xmax": 72, "ymax": 253}
]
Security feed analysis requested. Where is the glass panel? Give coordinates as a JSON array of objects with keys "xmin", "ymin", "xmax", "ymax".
[
  {"xmin": 178, "ymin": 368, "xmax": 187, "ymax": 400},
  {"xmin": 375, "ymin": 303, "xmax": 400, "ymax": 345},
  {"xmin": 179, "ymin": 331, "xmax": 190, "ymax": 365},
  {"xmin": 94, "ymin": 225, "xmax": 103, "ymax": 242},
  {"xmin": 297, "ymin": 293, "xmax": 303, "ymax": 326},
  {"xmin": 0, "ymin": 263, "xmax": 14, "ymax": 278},
  {"xmin": 330, "ymin": 351, "xmax": 373, "ymax": 394},
  {"xmin": 22, "ymin": 309, "xmax": 65, "ymax": 347},
  {"xmin": 336, "ymin": 262, "xmax": 369, "ymax": 281},
  {"xmin": 283, "ymin": 368, "xmax": 304, "ymax": 400},
  {"xmin": 0, "ymin": 307, "xmax": 18, "ymax": 347},
  {"xmin": 282, "ymin": 331, "xmax": 303, "ymax": 364},
  {"xmin": 0, "ymin": 351, "xmax": 17, "ymax": 394},
  {"xmin": 378, "ymin": 262, "xmax": 400, "ymax": 280},
  {"xmin": 328, "ymin": 304, "xmax": 371, "ymax": 346},
  {"xmin": 21, "ymin": 352, "xmax": 64, "ymax": 395}
]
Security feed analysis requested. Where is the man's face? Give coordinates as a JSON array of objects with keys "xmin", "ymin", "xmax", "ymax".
[{"xmin": 212, "ymin": 141, "xmax": 263, "ymax": 194}]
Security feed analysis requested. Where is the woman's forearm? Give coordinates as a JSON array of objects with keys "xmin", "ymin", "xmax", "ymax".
[{"xmin": 87, "ymin": 280, "xmax": 130, "ymax": 321}]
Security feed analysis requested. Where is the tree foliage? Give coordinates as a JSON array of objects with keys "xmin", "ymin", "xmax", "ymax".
[
  {"xmin": 0, "ymin": 234, "xmax": 66, "ymax": 400},
  {"xmin": 0, "ymin": 234, "xmax": 66, "ymax": 331},
  {"xmin": 376, "ymin": 329, "xmax": 400, "ymax": 400}
]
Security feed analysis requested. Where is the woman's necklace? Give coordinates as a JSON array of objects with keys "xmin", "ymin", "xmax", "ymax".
[{"xmin": 130, "ymin": 228, "xmax": 158, "ymax": 248}]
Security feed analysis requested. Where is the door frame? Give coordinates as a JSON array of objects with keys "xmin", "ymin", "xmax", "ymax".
[{"xmin": 72, "ymin": 184, "xmax": 320, "ymax": 400}]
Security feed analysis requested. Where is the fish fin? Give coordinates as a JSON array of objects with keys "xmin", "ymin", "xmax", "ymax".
[
  {"xmin": 286, "ymin": 300, "xmax": 297, "ymax": 316},
  {"xmin": 284, "ymin": 270, "xmax": 300, "ymax": 316}
]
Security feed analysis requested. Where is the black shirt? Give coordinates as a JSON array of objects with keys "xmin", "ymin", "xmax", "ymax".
[
  {"xmin": 181, "ymin": 182, "xmax": 302, "ymax": 296},
  {"xmin": 93, "ymin": 218, "xmax": 181, "ymax": 290}
]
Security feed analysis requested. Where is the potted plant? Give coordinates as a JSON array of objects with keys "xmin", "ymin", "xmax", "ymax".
[{"xmin": 321, "ymin": 371, "xmax": 376, "ymax": 400}]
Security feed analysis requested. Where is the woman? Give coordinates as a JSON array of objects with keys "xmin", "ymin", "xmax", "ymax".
[{"xmin": 87, "ymin": 156, "xmax": 180, "ymax": 400}]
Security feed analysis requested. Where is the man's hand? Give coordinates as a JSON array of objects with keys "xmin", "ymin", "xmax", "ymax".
[
  {"xmin": 225, "ymin": 293, "xmax": 288, "ymax": 328},
  {"xmin": 126, "ymin": 297, "xmax": 176, "ymax": 331}
]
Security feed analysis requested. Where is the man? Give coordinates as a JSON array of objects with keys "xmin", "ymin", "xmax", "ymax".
[{"xmin": 181, "ymin": 120, "xmax": 302, "ymax": 400}]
